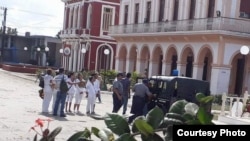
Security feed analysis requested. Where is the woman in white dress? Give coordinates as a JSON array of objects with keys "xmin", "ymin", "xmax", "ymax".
[
  {"xmin": 42, "ymin": 69, "xmax": 54, "ymax": 113},
  {"xmin": 65, "ymin": 72, "xmax": 76, "ymax": 113},
  {"xmin": 74, "ymin": 73, "xmax": 86, "ymax": 114},
  {"xmin": 86, "ymin": 76, "xmax": 96, "ymax": 115}
]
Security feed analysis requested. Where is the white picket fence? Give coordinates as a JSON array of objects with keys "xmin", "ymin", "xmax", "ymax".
[{"xmin": 220, "ymin": 91, "xmax": 249, "ymax": 117}]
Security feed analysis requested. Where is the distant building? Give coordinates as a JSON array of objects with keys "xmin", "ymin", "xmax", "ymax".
[
  {"xmin": 109, "ymin": 0, "xmax": 250, "ymax": 95},
  {"xmin": 0, "ymin": 32, "xmax": 62, "ymax": 67},
  {"xmin": 59, "ymin": 0, "xmax": 120, "ymax": 72}
]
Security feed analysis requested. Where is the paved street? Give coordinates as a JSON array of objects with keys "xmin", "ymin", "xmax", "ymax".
[{"xmin": 0, "ymin": 69, "xmax": 132, "ymax": 141}]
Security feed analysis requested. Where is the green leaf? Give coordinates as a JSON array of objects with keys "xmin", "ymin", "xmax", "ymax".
[
  {"xmin": 182, "ymin": 113, "xmax": 195, "ymax": 121},
  {"xmin": 91, "ymin": 127, "xmax": 100, "ymax": 138},
  {"xmin": 104, "ymin": 113, "xmax": 130, "ymax": 136},
  {"xmin": 141, "ymin": 133, "xmax": 164, "ymax": 141},
  {"xmin": 132, "ymin": 116, "xmax": 145, "ymax": 133},
  {"xmin": 165, "ymin": 113, "xmax": 186, "ymax": 122},
  {"xmin": 116, "ymin": 133, "xmax": 136, "ymax": 141},
  {"xmin": 146, "ymin": 106, "xmax": 164, "ymax": 129},
  {"xmin": 168, "ymin": 100, "xmax": 188, "ymax": 114},
  {"xmin": 197, "ymin": 107, "xmax": 213, "ymax": 124},
  {"xmin": 48, "ymin": 127, "xmax": 62, "ymax": 139},
  {"xmin": 98, "ymin": 130, "xmax": 108, "ymax": 141},
  {"xmin": 184, "ymin": 103, "xmax": 199, "ymax": 116},
  {"xmin": 186, "ymin": 119, "xmax": 201, "ymax": 125},
  {"xmin": 160, "ymin": 118, "xmax": 183, "ymax": 127},
  {"xmin": 67, "ymin": 128, "xmax": 91, "ymax": 141},
  {"xmin": 196, "ymin": 93, "xmax": 206, "ymax": 102},
  {"xmin": 102, "ymin": 128, "xmax": 115, "ymax": 141},
  {"xmin": 134, "ymin": 119, "xmax": 154, "ymax": 136},
  {"xmin": 164, "ymin": 125, "xmax": 173, "ymax": 141},
  {"xmin": 200, "ymin": 96, "xmax": 214, "ymax": 104}
]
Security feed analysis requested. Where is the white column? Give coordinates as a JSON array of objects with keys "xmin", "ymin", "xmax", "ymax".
[
  {"xmin": 196, "ymin": 0, "xmax": 201, "ymax": 18},
  {"xmin": 201, "ymin": 0, "xmax": 209, "ymax": 18},
  {"xmin": 77, "ymin": 6, "xmax": 81, "ymax": 28},
  {"xmin": 148, "ymin": 60, "xmax": 158, "ymax": 76},
  {"xmin": 161, "ymin": 60, "xmax": 167, "ymax": 75},
  {"xmin": 72, "ymin": 7, "xmax": 77, "ymax": 28},
  {"xmin": 115, "ymin": 56, "xmax": 120, "ymax": 71},
  {"xmin": 210, "ymin": 66, "xmax": 231, "ymax": 95},
  {"xmin": 183, "ymin": 0, "xmax": 190, "ymax": 19},
  {"xmin": 192, "ymin": 63, "xmax": 203, "ymax": 80},
  {"xmin": 168, "ymin": 0, "xmax": 174, "ymax": 21},
  {"xmin": 63, "ymin": 7, "xmax": 67, "ymax": 29},
  {"xmin": 177, "ymin": 63, "xmax": 186, "ymax": 76},
  {"xmin": 69, "ymin": 48, "xmax": 73, "ymax": 71},
  {"xmin": 136, "ymin": 58, "xmax": 142, "ymax": 74},
  {"xmin": 128, "ymin": 0, "xmax": 132, "ymax": 24},
  {"xmin": 152, "ymin": 0, "xmax": 159, "ymax": 22},
  {"xmin": 68, "ymin": 7, "xmax": 73, "ymax": 28},
  {"xmin": 73, "ymin": 46, "xmax": 77, "ymax": 72},
  {"xmin": 77, "ymin": 45, "xmax": 81, "ymax": 71},
  {"xmin": 140, "ymin": 0, "xmax": 145, "ymax": 23},
  {"xmin": 125, "ymin": 57, "xmax": 132, "ymax": 72},
  {"xmin": 165, "ymin": 62, "xmax": 172, "ymax": 75},
  {"xmin": 179, "ymin": 0, "xmax": 184, "ymax": 19}
]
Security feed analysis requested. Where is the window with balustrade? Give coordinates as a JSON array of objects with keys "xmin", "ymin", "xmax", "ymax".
[
  {"xmin": 240, "ymin": 0, "xmax": 250, "ymax": 19},
  {"xmin": 134, "ymin": 3, "xmax": 139, "ymax": 24},
  {"xmin": 102, "ymin": 7, "xmax": 113, "ymax": 31},
  {"xmin": 158, "ymin": 0, "xmax": 165, "ymax": 22},
  {"xmin": 124, "ymin": 5, "xmax": 128, "ymax": 24}
]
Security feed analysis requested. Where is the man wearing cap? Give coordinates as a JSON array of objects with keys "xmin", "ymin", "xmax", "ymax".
[
  {"xmin": 128, "ymin": 79, "xmax": 153, "ymax": 123},
  {"xmin": 112, "ymin": 73, "xmax": 124, "ymax": 113}
]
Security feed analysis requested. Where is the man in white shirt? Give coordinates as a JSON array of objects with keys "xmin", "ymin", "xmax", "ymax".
[{"xmin": 92, "ymin": 73, "xmax": 101, "ymax": 103}]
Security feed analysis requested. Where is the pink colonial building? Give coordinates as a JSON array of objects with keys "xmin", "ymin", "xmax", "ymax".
[
  {"xmin": 59, "ymin": 0, "xmax": 120, "ymax": 71},
  {"xmin": 109, "ymin": 0, "xmax": 250, "ymax": 95}
]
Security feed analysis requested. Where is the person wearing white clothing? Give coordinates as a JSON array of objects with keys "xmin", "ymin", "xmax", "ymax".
[
  {"xmin": 42, "ymin": 69, "xmax": 54, "ymax": 113},
  {"xmin": 65, "ymin": 72, "xmax": 76, "ymax": 113},
  {"xmin": 86, "ymin": 76, "xmax": 96, "ymax": 115},
  {"xmin": 92, "ymin": 73, "xmax": 101, "ymax": 103},
  {"xmin": 74, "ymin": 73, "xmax": 86, "ymax": 113}
]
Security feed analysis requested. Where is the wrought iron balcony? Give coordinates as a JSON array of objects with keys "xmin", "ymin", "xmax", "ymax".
[{"xmin": 109, "ymin": 17, "xmax": 250, "ymax": 36}]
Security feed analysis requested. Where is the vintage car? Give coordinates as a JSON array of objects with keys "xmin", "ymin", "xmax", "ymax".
[{"xmin": 137, "ymin": 76, "xmax": 211, "ymax": 113}]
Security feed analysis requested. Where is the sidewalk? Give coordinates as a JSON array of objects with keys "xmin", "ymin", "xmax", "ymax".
[{"xmin": 0, "ymin": 69, "xmax": 130, "ymax": 141}]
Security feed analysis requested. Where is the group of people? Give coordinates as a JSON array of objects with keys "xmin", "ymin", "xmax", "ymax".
[
  {"xmin": 111, "ymin": 72, "xmax": 155, "ymax": 123},
  {"xmin": 41, "ymin": 67, "xmax": 155, "ymax": 123},
  {"xmin": 41, "ymin": 67, "xmax": 101, "ymax": 117}
]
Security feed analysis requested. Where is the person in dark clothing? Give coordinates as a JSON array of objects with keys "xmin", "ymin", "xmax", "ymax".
[
  {"xmin": 112, "ymin": 73, "xmax": 124, "ymax": 113},
  {"xmin": 128, "ymin": 79, "xmax": 153, "ymax": 124},
  {"xmin": 121, "ymin": 72, "xmax": 131, "ymax": 115}
]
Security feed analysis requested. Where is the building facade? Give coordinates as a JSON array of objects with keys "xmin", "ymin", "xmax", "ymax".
[
  {"xmin": 0, "ymin": 32, "xmax": 62, "ymax": 67},
  {"xmin": 59, "ymin": 0, "xmax": 120, "ymax": 72},
  {"xmin": 109, "ymin": 0, "xmax": 250, "ymax": 95}
]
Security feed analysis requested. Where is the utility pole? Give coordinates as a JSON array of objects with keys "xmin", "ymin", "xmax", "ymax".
[{"xmin": 0, "ymin": 7, "xmax": 7, "ymax": 64}]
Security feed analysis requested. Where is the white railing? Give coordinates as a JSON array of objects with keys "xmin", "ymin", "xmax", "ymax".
[
  {"xmin": 109, "ymin": 17, "xmax": 250, "ymax": 35},
  {"xmin": 220, "ymin": 91, "xmax": 249, "ymax": 117}
]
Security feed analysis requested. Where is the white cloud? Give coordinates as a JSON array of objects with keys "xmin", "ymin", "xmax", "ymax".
[{"xmin": 0, "ymin": 0, "xmax": 64, "ymax": 37}]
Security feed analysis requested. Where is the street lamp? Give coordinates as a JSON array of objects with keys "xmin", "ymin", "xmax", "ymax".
[
  {"xmin": 240, "ymin": 45, "xmax": 249, "ymax": 55},
  {"xmin": 23, "ymin": 47, "xmax": 28, "ymax": 68},
  {"xmin": 59, "ymin": 48, "xmax": 63, "ymax": 54},
  {"xmin": 37, "ymin": 47, "xmax": 41, "ymax": 52},
  {"xmin": 240, "ymin": 45, "xmax": 250, "ymax": 95},
  {"xmin": 81, "ymin": 48, "xmax": 86, "ymax": 53},
  {"xmin": 45, "ymin": 46, "xmax": 49, "ymax": 52},
  {"xmin": 24, "ymin": 47, "xmax": 28, "ymax": 51},
  {"xmin": 103, "ymin": 48, "xmax": 110, "ymax": 90}
]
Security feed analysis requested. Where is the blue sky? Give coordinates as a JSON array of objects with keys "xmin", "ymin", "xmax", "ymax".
[{"xmin": 0, "ymin": 0, "xmax": 64, "ymax": 37}]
